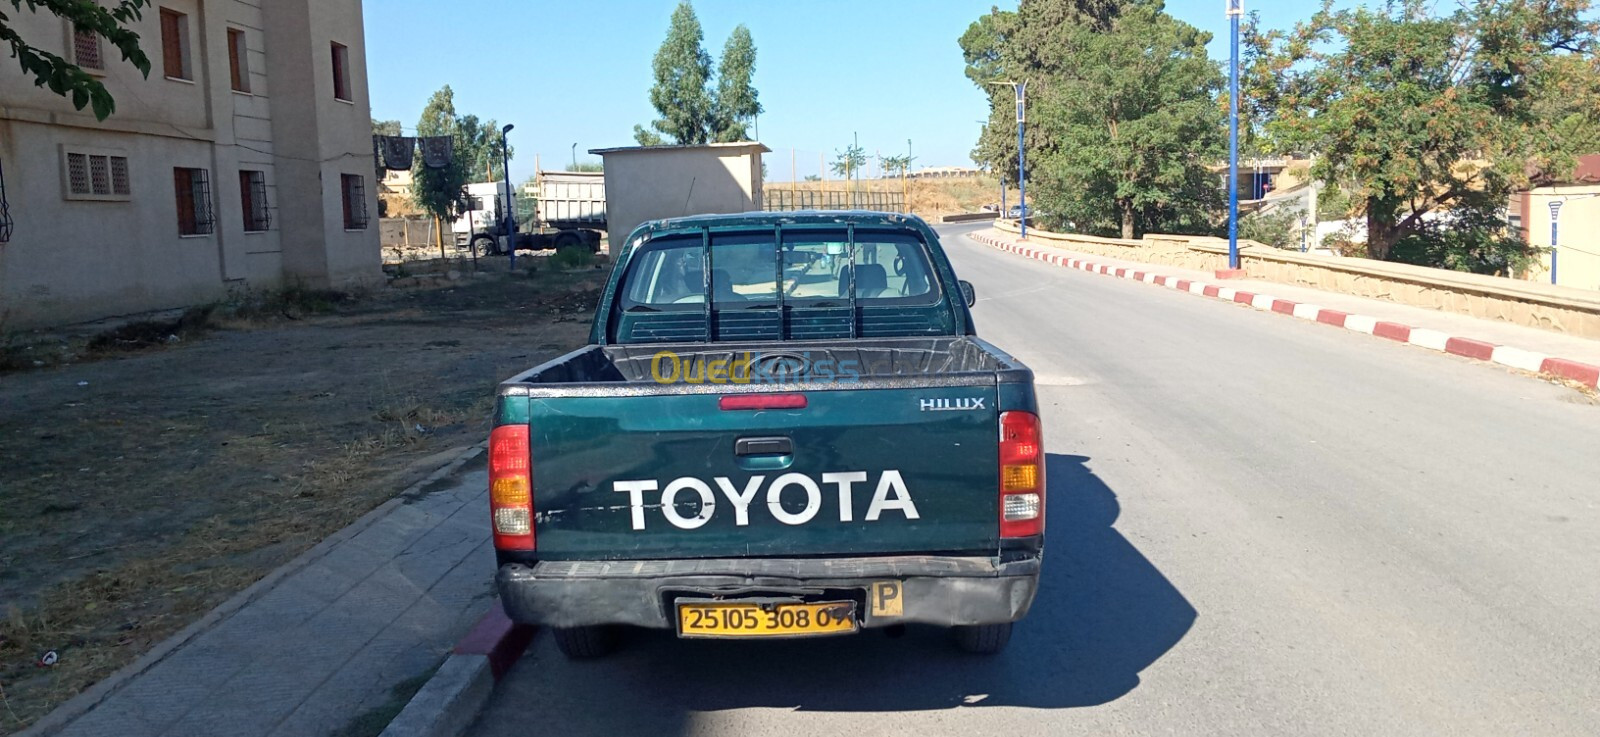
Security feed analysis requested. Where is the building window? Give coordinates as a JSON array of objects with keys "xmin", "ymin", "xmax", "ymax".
[
  {"xmin": 331, "ymin": 42, "xmax": 351, "ymax": 101},
  {"xmin": 61, "ymin": 147, "xmax": 131, "ymax": 201},
  {"xmin": 0, "ymin": 156, "xmax": 12, "ymax": 244},
  {"xmin": 173, "ymin": 167, "xmax": 214, "ymax": 236},
  {"xmin": 227, "ymin": 28, "xmax": 250, "ymax": 92},
  {"xmin": 159, "ymin": 8, "xmax": 191, "ymax": 81},
  {"xmin": 340, "ymin": 174, "xmax": 367, "ymax": 230},
  {"xmin": 72, "ymin": 25, "xmax": 104, "ymax": 70},
  {"xmin": 240, "ymin": 170, "xmax": 269, "ymax": 232}
]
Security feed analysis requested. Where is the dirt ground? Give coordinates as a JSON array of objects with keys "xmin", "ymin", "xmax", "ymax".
[{"xmin": 0, "ymin": 259, "xmax": 607, "ymax": 732}]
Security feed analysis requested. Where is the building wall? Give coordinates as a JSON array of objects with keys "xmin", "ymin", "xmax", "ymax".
[
  {"xmin": 0, "ymin": 0, "xmax": 379, "ymax": 330},
  {"xmin": 1523, "ymin": 184, "xmax": 1600, "ymax": 291},
  {"xmin": 596, "ymin": 144, "xmax": 767, "ymax": 252}
]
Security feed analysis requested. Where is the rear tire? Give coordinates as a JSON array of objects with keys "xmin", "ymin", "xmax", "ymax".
[
  {"xmin": 553, "ymin": 231, "xmax": 580, "ymax": 250},
  {"xmin": 552, "ymin": 625, "xmax": 619, "ymax": 660},
  {"xmin": 472, "ymin": 234, "xmax": 498, "ymax": 256},
  {"xmin": 952, "ymin": 622, "xmax": 1012, "ymax": 655}
]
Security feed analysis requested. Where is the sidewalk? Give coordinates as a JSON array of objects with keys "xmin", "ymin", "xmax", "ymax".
[
  {"xmin": 970, "ymin": 229, "xmax": 1600, "ymax": 384},
  {"xmin": 25, "ymin": 449, "xmax": 495, "ymax": 737}
]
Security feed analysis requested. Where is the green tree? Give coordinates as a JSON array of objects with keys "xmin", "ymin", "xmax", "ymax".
[
  {"xmin": 1248, "ymin": 0, "xmax": 1600, "ymax": 262},
  {"xmin": 712, "ymin": 24, "xmax": 761, "ymax": 142},
  {"xmin": 831, "ymin": 143, "xmax": 867, "ymax": 179},
  {"xmin": 878, "ymin": 154, "xmax": 914, "ymax": 178},
  {"xmin": 411, "ymin": 86, "xmax": 471, "ymax": 224},
  {"xmin": 636, "ymin": 0, "xmax": 715, "ymax": 145},
  {"xmin": 964, "ymin": 0, "xmax": 1225, "ymax": 239},
  {"xmin": 372, "ymin": 119, "xmax": 403, "ymax": 136},
  {"xmin": 565, "ymin": 162, "xmax": 604, "ymax": 172},
  {"xmin": 2, "ymin": 0, "xmax": 152, "ymax": 120}
]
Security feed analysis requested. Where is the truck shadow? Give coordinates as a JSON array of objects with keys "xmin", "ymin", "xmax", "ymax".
[{"xmin": 511, "ymin": 453, "xmax": 1195, "ymax": 732}]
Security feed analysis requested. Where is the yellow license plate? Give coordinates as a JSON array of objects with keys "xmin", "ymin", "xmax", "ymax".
[{"xmin": 677, "ymin": 600, "xmax": 858, "ymax": 638}]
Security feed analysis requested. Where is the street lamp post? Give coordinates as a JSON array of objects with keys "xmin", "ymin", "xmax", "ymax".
[
  {"xmin": 989, "ymin": 80, "xmax": 1027, "ymax": 239},
  {"xmin": 1226, "ymin": 0, "xmax": 1244, "ymax": 271},
  {"xmin": 570, "ymin": 142, "xmax": 577, "ymax": 171},
  {"xmin": 502, "ymin": 124, "xmax": 516, "ymax": 270},
  {"xmin": 1550, "ymin": 199, "xmax": 1563, "ymax": 285}
]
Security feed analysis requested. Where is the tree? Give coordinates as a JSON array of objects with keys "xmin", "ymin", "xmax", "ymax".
[
  {"xmin": 878, "ymin": 154, "xmax": 914, "ymax": 178},
  {"xmin": 636, "ymin": 0, "xmax": 715, "ymax": 145},
  {"xmin": 713, "ymin": 24, "xmax": 761, "ymax": 142},
  {"xmin": 566, "ymin": 162, "xmax": 604, "ymax": 172},
  {"xmin": 831, "ymin": 143, "xmax": 867, "ymax": 180},
  {"xmin": 963, "ymin": 0, "xmax": 1226, "ymax": 239},
  {"xmin": 372, "ymin": 119, "xmax": 403, "ymax": 136},
  {"xmin": 411, "ymin": 86, "xmax": 472, "ymax": 224},
  {"xmin": 1247, "ymin": 1, "xmax": 1600, "ymax": 262},
  {"xmin": 2, "ymin": 0, "xmax": 152, "ymax": 120}
]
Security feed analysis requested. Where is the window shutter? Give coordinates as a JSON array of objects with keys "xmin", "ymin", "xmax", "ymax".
[
  {"xmin": 110, "ymin": 157, "xmax": 131, "ymax": 196},
  {"xmin": 73, "ymin": 26, "xmax": 103, "ymax": 70},
  {"xmin": 68, "ymin": 153, "xmax": 91, "ymax": 195}
]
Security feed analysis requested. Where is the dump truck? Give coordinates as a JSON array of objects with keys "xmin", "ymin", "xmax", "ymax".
[{"xmin": 456, "ymin": 171, "xmax": 606, "ymax": 254}]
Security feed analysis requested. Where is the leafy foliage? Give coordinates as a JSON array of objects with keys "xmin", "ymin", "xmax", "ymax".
[
  {"xmin": 962, "ymin": 0, "xmax": 1226, "ymax": 239},
  {"xmin": 713, "ymin": 24, "xmax": 760, "ymax": 142},
  {"xmin": 1, "ymin": 0, "xmax": 152, "ymax": 120},
  {"xmin": 565, "ymin": 162, "xmax": 604, "ymax": 172},
  {"xmin": 831, "ymin": 143, "xmax": 867, "ymax": 179},
  {"xmin": 878, "ymin": 154, "xmax": 914, "ymax": 177},
  {"xmin": 636, "ymin": 1, "xmax": 715, "ymax": 145},
  {"xmin": 635, "ymin": 2, "xmax": 761, "ymax": 145},
  {"xmin": 410, "ymin": 86, "xmax": 513, "ymax": 223},
  {"xmin": 1238, "ymin": 206, "xmax": 1304, "ymax": 250},
  {"xmin": 1245, "ymin": 0, "xmax": 1600, "ymax": 261}
]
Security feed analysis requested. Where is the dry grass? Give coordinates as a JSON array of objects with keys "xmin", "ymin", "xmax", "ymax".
[
  {"xmin": 768, "ymin": 176, "xmax": 1001, "ymax": 221},
  {"xmin": 0, "ymin": 268, "xmax": 604, "ymax": 733}
]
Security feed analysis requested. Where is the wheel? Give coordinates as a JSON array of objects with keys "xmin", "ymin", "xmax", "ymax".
[
  {"xmin": 551, "ymin": 625, "xmax": 619, "ymax": 660},
  {"xmin": 553, "ymin": 231, "xmax": 580, "ymax": 250},
  {"xmin": 952, "ymin": 622, "xmax": 1013, "ymax": 654},
  {"xmin": 471, "ymin": 234, "xmax": 499, "ymax": 256}
]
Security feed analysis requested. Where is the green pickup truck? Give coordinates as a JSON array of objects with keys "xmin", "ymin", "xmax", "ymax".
[{"xmin": 489, "ymin": 211, "xmax": 1043, "ymax": 658}]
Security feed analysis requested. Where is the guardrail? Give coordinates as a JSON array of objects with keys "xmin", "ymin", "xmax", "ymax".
[{"xmin": 992, "ymin": 219, "xmax": 1600, "ymax": 339}]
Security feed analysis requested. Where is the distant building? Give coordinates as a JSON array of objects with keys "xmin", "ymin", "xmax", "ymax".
[
  {"xmin": 908, "ymin": 166, "xmax": 983, "ymax": 179},
  {"xmin": 0, "ymin": 0, "xmax": 380, "ymax": 329},
  {"xmin": 1515, "ymin": 155, "xmax": 1600, "ymax": 290}
]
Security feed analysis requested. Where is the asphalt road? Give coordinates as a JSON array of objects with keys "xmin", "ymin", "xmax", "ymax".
[{"xmin": 470, "ymin": 222, "xmax": 1600, "ymax": 736}]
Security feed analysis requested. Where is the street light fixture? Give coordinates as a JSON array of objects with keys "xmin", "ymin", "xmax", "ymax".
[
  {"xmin": 571, "ymin": 142, "xmax": 577, "ymax": 171},
  {"xmin": 502, "ymin": 123, "xmax": 516, "ymax": 270},
  {"xmin": 988, "ymin": 80, "xmax": 1027, "ymax": 239}
]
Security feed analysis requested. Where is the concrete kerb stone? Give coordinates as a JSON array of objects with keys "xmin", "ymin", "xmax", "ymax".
[
  {"xmin": 20, "ymin": 443, "xmax": 490, "ymax": 737},
  {"xmin": 969, "ymin": 229, "xmax": 1600, "ymax": 390},
  {"xmin": 377, "ymin": 602, "xmax": 534, "ymax": 737}
]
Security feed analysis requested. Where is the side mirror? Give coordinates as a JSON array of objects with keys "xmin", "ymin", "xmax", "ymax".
[{"xmin": 959, "ymin": 280, "xmax": 977, "ymax": 308}]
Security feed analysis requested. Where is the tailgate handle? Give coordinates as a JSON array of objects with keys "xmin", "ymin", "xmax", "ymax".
[{"xmin": 735, "ymin": 436, "xmax": 792, "ymax": 456}]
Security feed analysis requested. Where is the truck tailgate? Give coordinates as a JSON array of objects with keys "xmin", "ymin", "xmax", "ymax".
[{"xmin": 526, "ymin": 384, "xmax": 1000, "ymax": 559}]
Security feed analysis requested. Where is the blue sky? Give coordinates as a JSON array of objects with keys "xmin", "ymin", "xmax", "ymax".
[{"xmin": 364, "ymin": 1, "xmax": 1349, "ymax": 183}]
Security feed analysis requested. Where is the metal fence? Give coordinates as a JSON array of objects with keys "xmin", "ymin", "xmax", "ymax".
[{"xmin": 763, "ymin": 189, "xmax": 906, "ymax": 213}]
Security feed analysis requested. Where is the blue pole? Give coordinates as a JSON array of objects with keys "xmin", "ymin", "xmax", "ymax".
[
  {"xmin": 1227, "ymin": 1, "xmax": 1241, "ymax": 270},
  {"xmin": 1551, "ymin": 220, "xmax": 1559, "ymax": 285},
  {"xmin": 1017, "ymin": 83, "xmax": 1027, "ymax": 240},
  {"xmin": 1001, "ymin": 179, "xmax": 1007, "ymax": 214}
]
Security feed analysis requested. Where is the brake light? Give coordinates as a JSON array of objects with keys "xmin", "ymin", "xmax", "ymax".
[
  {"xmin": 719, "ymin": 393, "xmax": 808, "ymax": 411},
  {"xmin": 489, "ymin": 425, "xmax": 534, "ymax": 550},
  {"xmin": 998, "ymin": 411, "xmax": 1044, "ymax": 538}
]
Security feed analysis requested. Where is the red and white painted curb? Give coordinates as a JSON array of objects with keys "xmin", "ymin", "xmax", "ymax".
[
  {"xmin": 970, "ymin": 230, "xmax": 1600, "ymax": 390},
  {"xmin": 378, "ymin": 601, "xmax": 534, "ymax": 737}
]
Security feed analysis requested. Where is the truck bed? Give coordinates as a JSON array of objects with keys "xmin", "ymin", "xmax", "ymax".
[{"xmin": 506, "ymin": 336, "xmax": 1030, "ymax": 390}]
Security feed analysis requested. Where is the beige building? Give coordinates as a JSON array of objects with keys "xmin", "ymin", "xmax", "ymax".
[
  {"xmin": 0, "ymin": 0, "xmax": 380, "ymax": 329},
  {"xmin": 1515, "ymin": 156, "xmax": 1600, "ymax": 291},
  {"xmin": 591, "ymin": 142, "xmax": 768, "ymax": 252}
]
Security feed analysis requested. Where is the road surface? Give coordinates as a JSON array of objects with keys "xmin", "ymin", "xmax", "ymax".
[{"xmin": 470, "ymin": 222, "xmax": 1600, "ymax": 736}]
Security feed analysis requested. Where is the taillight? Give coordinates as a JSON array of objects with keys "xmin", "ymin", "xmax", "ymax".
[
  {"xmin": 719, "ymin": 393, "xmax": 808, "ymax": 411},
  {"xmin": 489, "ymin": 425, "xmax": 534, "ymax": 550},
  {"xmin": 998, "ymin": 411, "xmax": 1044, "ymax": 538}
]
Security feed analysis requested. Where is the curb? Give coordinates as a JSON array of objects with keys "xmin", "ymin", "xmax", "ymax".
[
  {"xmin": 970, "ymin": 230, "xmax": 1600, "ymax": 390},
  {"xmin": 20, "ymin": 443, "xmax": 489, "ymax": 737},
  {"xmin": 377, "ymin": 601, "xmax": 534, "ymax": 737}
]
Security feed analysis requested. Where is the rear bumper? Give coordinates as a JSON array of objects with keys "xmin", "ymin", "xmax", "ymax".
[{"xmin": 497, "ymin": 554, "xmax": 1040, "ymax": 630}]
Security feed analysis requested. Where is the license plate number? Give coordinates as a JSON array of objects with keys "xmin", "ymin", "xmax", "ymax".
[{"xmin": 677, "ymin": 600, "xmax": 858, "ymax": 638}]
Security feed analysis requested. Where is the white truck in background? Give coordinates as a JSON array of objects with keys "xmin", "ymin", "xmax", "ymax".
[{"xmin": 453, "ymin": 171, "xmax": 606, "ymax": 254}]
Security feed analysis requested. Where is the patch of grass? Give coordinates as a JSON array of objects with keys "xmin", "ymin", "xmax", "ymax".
[
  {"xmin": 85, "ymin": 306, "xmax": 216, "ymax": 354},
  {"xmin": 549, "ymin": 246, "xmax": 596, "ymax": 271},
  {"xmin": 330, "ymin": 662, "xmax": 443, "ymax": 737}
]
